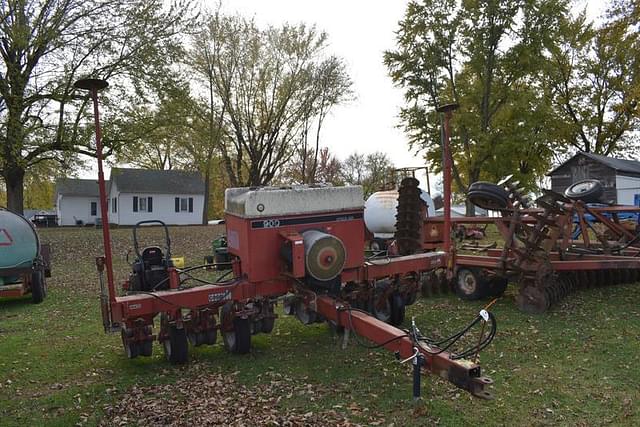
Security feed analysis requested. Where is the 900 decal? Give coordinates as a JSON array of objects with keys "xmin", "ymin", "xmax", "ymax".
[{"xmin": 261, "ymin": 219, "xmax": 281, "ymax": 228}]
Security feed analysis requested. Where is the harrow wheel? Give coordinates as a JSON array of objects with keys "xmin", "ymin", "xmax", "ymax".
[
  {"xmin": 163, "ymin": 325, "xmax": 188, "ymax": 365},
  {"xmin": 454, "ymin": 268, "xmax": 488, "ymax": 300}
]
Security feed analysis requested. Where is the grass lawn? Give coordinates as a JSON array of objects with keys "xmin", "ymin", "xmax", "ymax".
[{"xmin": 1, "ymin": 225, "xmax": 639, "ymax": 426}]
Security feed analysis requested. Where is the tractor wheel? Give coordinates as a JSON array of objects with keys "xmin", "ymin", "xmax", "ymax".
[
  {"xmin": 454, "ymin": 268, "xmax": 488, "ymax": 301},
  {"xmin": 30, "ymin": 270, "xmax": 45, "ymax": 304},
  {"xmin": 564, "ymin": 179, "xmax": 604, "ymax": 203},
  {"xmin": 389, "ymin": 293, "xmax": 405, "ymax": 326},
  {"xmin": 163, "ymin": 325, "xmax": 189, "ymax": 365},
  {"xmin": 467, "ymin": 182, "xmax": 509, "ymax": 211},
  {"xmin": 488, "ymin": 277, "xmax": 508, "ymax": 297}
]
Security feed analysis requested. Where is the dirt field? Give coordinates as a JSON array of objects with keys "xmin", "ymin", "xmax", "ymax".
[{"xmin": 1, "ymin": 225, "xmax": 639, "ymax": 426}]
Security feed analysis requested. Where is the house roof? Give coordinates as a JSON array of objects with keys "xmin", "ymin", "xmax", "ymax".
[
  {"xmin": 110, "ymin": 168, "xmax": 205, "ymax": 195},
  {"xmin": 548, "ymin": 152, "xmax": 640, "ymax": 176},
  {"xmin": 55, "ymin": 178, "xmax": 99, "ymax": 197}
]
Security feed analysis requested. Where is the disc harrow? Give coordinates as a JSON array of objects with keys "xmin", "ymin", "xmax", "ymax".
[{"xmin": 453, "ymin": 177, "xmax": 640, "ymax": 313}]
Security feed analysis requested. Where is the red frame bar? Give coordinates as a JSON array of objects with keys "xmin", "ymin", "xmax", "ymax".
[{"xmin": 315, "ymin": 295, "xmax": 493, "ymax": 398}]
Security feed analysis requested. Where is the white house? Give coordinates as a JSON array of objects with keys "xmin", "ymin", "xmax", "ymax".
[
  {"xmin": 55, "ymin": 179, "xmax": 101, "ymax": 226},
  {"xmin": 55, "ymin": 168, "xmax": 205, "ymax": 226}
]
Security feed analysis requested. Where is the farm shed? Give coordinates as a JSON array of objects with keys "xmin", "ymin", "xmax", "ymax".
[{"xmin": 548, "ymin": 152, "xmax": 640, "ymax": 205}]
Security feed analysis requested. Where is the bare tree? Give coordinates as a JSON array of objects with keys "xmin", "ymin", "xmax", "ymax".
[{"xmin": 190, "ymin": 12, "xmax": 352, "ymax": 187}]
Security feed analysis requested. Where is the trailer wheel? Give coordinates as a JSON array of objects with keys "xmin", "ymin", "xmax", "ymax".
[
  {"xmin": 389, "ymin": 293, "xmax": 405, "ymax": 326},
  {"xmin": 163, "ymin": 326, "xmax": 189, "ymax": 365},
  {"xmin": 488, "ymin": 277, "xmax": 508, "ymax": 297},
  {"xmin": 454, "ymin": 268, "xmax": 488, "ymax": 300},
  {"xmin": 30, "ymin": 270, "xmax": 45, "ymax": 304}
]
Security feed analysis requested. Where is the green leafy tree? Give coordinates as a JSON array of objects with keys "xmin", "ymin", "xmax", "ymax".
[
  {"xmin": 385, "ymin": 0, "xmax": 568, "ymax": 214},
  {"xmin": 0, "ymin": 0, "xmax": 195, "ymax": 214},
  {"xmin": 545, "ymin": 2, "xmax": 640, "ymax": 156}
]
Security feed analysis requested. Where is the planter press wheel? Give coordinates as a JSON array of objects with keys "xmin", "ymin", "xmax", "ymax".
[
  {"xmin": 121, "ymin": 328, "xmax": 139, "ymax": 359},
  {"xmin": 161, "ymin": 314, "xmax": 189, "ymax": 364},
  {"xmin": 454, "ymin": 268, "xmax": 489, "ymax": 301},
  {"xmin": 221, "ymin": 303, "xmax": 251, "ymax": 354},
  {"xmin": 389, "ymin": 293, "xmax": 405, "ymax": 326},
  {"xmin": 30, "ymin": 270, "xmax": 46, "ymax": 304},
  {"xmin": 467, "ymin": 181, "xmax": 509, "ymax": 211},
  {"xmin": 564, "ymin": 179, "xmax": 604, "ymax": 203}
]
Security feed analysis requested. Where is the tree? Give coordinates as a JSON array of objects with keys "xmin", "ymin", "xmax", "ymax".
[
  {"xmin": 0, "ymin": 0, "xmax": 195, "ymax": 214},
  {"xmin": 191, "ymin": 13, "xmax": 353, "ymax": 187},
  {"xmin": 280, "ymin": 146, "xmax": 343, "ymax": 185},
  {"xmin": 545, "ymin": 2, "xmax": 640, "ymax": 156},
  {"xmin": 342, "ymin": 151, "xmax": 394, "ymax": 197},
  {"xmin": 384, "ymin": 0, "xmax": 568, "ymax": 214}
]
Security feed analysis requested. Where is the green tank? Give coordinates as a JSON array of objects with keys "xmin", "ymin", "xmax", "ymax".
[{"xmin": 0, "ymin": 208, "xmax": 39, "ymax": 284}]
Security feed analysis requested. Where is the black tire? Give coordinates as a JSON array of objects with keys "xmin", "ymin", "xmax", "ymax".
[
  {"xmin": 467, "ymin": 181, "xmax": 509, "ymax": 211},
  {"xmin": 371, "ymin": 295, "xmax": 392, "ymax": 323},
  {"xmin": 488, "ymin": 277, "xmax": 508, "ymax": 297},
  {"xmin": 261, "ymin": 317, "xmax": 275, "ymax": 333},
  {"xmin": 564, "ymin": 179, "xmax": 604, "ymax": 203},
  {"xmin": 389, "ymin": 293, "xmax": 405, "ymax": 326},
  {"xmin": 140, "ymin": 339, "xmax": 153, "ymax": 357},
  {"xmin": 370, "ymin": 238, "xmax": 387, "ymax": 252},
  {"xmin": 163, "ymin": 326, "xmax": 189, "ymax": 365},
  {"xmin": 30, "ymin": 270, "xmax": 45, "ymax": 304},
  {"xmin": 232, "ymin": 318, "xmax": 251, "ymax": 354},
  {"xmin": 454, "ymin": 268, "xmax": 489, "ymax": 301},
  {"xmin": 121, "ymin": 329, "xmax": 139, "ymax": 359}
]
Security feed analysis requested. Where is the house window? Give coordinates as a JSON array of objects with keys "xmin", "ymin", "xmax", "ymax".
[
  {"xmin": 175, "ymin": 197, "xmax": 194, "ymax": 213},
  {"xmin": 112, "ymin": 197, "xmax": 117, "ymax": 213},
  {"xmin": 90, "ymin": 201, "xmax": 97, "ymax": 216},
  {"xmin": 133, "ymin": 196, "xmax": 153, "ymax": 213}
]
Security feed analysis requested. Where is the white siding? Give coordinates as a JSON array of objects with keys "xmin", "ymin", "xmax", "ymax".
[
  {"xmin": 615, "ymin": 175, "xmax": 640, "ymax": 205},
  {"xmin": 116, "ymin": 193, "xmax": 204, "ymax": 225},
  {"xmin": 57, "ymin": 196, "xmax": 101, "ymax": 226}
]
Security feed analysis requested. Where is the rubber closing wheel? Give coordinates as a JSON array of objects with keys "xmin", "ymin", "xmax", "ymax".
[
  {"xmin": 163, "ymin": 326, "xmax": 188, "ymax": 365},
  {"xmin": 31, "ymin": 270, "xmax": 45, "ymax": 304},
  {"xmin": 223, "ymin": 318, "xmax": 251, "ymax": 354},
  {"xmin": 564, "ymin": 179, "xmax": 604, "ymax": 203},
  {"xmin": 455, "ymin": 268, "xmax": 489, "ymax": 300},
  {"xmin": 389, "ymin": 293, "xmax": 405, "ymax": 326},
  {"xmin": 467, "ymin": 181, "xmax": 509, "ymax": 210}
]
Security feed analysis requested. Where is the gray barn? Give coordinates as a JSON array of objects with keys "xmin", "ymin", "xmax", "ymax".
[{"xmin": 548, "ymin": 152, "xmax": 640, "ymax": 205}]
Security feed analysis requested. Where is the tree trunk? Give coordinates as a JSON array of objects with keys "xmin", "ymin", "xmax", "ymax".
[
  {"xmin": 4, "ymin": 168, "xmax": 26, "ymax": 215},
  {"xmin": 202, "ymin": 167, "xmax": 211, "ymax": 225}
]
